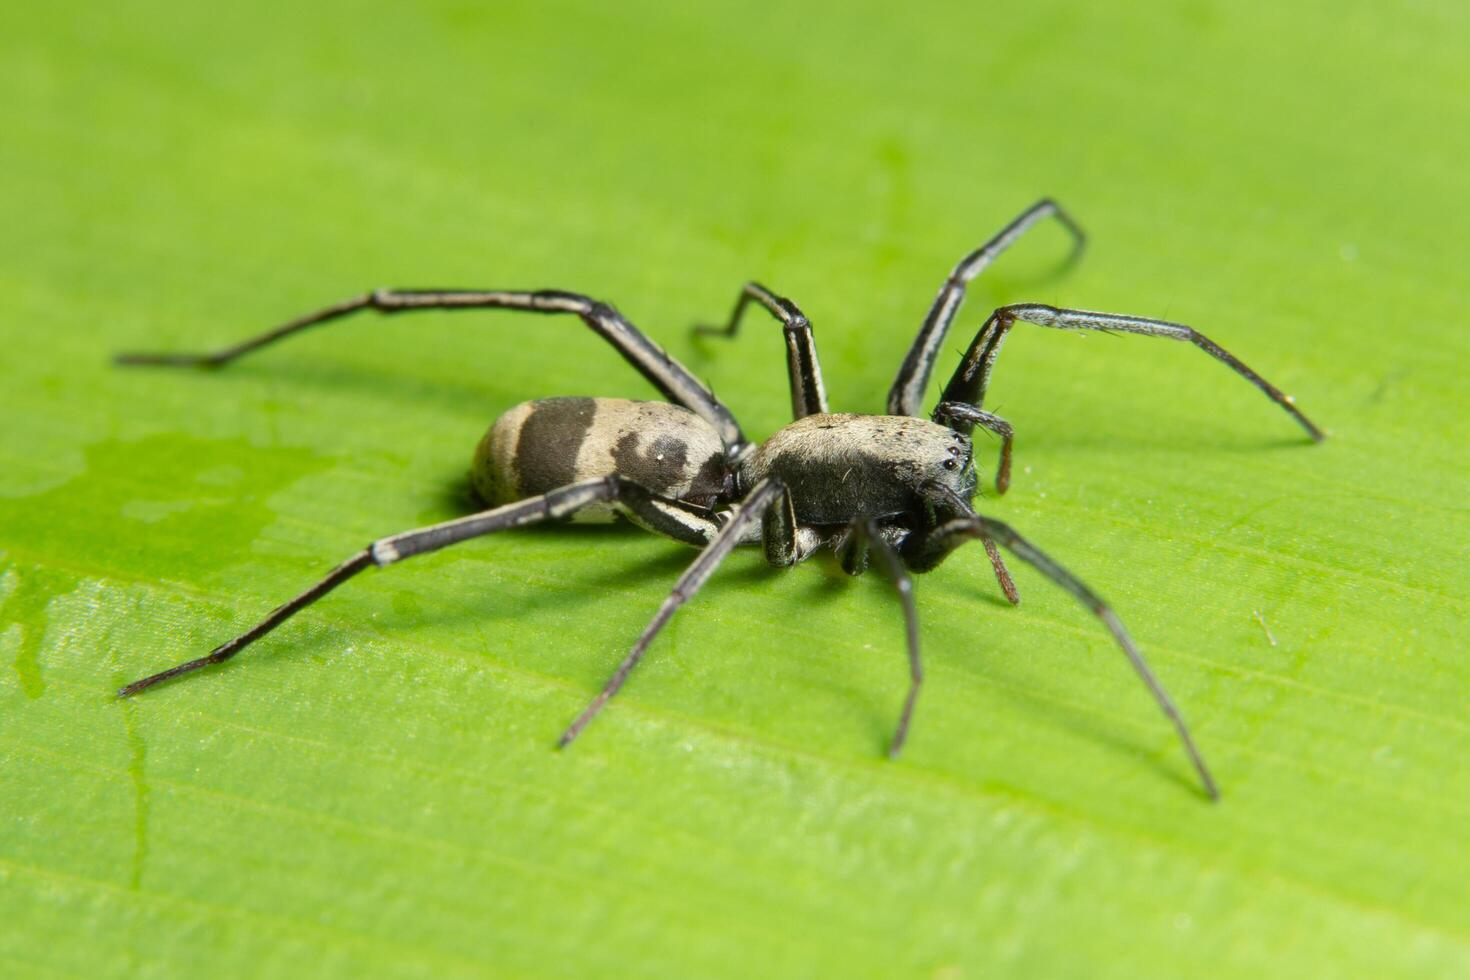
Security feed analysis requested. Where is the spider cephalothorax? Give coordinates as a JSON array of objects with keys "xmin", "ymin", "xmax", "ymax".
[{"xmin": 115, "ymin": 200, "xmax": 1324, "ymax": 800}]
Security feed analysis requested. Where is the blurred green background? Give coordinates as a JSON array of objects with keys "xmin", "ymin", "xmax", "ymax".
[{"xmin": 3, "ymin": 1, "xmax": 1467, "ymax": 976}]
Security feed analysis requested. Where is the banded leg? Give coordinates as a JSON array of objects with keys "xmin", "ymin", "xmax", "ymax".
[
  {"xmin": 696, "ymin": 282, "xmax": 828, "ymax": 419},
  {"xmin": 117, "ymin": 288, "xmax": 750, "ymax": 462},
  {"xmin": 859, "ymin": 521, "xmax": 924, "ymax": 758},
  {"xmin": 902, "ymin": 511, "xmax": 1219, "ymax": 800},
  {"xmin": 116, "ymin": 477, "xmax": 717, "ymax": 698},
  {"xmin": 559, "ymin": 478, "xmax": 786, "ymax": 747},
  {"xmin": 937, "ymin": 304, "xmax": 1325, "ymax": 441},
  {"xmin": 888, "ymin": 199, "xmax": 1085, "ymax": 416}
]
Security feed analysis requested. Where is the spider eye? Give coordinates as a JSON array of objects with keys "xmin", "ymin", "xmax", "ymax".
[{"xmin": 942, "ymin": 459, "xmax": 958, "ymax": 470}]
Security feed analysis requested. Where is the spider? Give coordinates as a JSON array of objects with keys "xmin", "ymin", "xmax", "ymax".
[{"xmin": 114, "ymin": 200, "xmax": 1324, "ymax": 799}]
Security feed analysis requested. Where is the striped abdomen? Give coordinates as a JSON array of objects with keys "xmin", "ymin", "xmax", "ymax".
[{"xmin": 471, "ymin": 397, "xmax": 730, "ymax": 519}]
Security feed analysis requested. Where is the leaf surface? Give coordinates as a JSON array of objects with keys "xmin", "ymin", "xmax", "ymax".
[{"xmin": 3, "ymin": 1, "xmax": 1468, "ymax": 975}]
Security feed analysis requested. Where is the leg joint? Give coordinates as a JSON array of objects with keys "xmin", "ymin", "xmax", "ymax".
[
  {"xmin": 369, "ymin": 539, "xmax": 401, "ymax": 566},
  {"xmin": 995, "ymin": 303, "xmax": 1057, "ymax": 323},
  {"xmin": 584, "ymin": 300, "xmax": 619, "ymax": 322}
]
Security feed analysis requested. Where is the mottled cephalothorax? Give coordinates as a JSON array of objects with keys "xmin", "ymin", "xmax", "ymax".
[
  {"xmin": 740, "ymin": 413, "xmax": 977, "ymax": 525},
  {"xmin": 116, "ymin": 200, "xmax": 1324, "ymax": 800}
]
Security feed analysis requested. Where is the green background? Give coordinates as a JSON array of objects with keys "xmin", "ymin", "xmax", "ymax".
[{"xmin": 3, "ymin": 1, "xmax": 1467, "ymax": 976}]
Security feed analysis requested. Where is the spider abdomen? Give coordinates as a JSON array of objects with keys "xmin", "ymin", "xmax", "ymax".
[{"xmin": 471, "ymin": 397, "xmax": 729, "ymax": 518}]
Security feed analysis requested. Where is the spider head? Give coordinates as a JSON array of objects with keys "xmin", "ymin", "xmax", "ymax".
[
  {"xmin": 930, "ymin": 428, "xmax": 978, "ymax": 503},
  {"xmin": 889, "ymin": 418, "xmax": 978, "ymax": 510}
]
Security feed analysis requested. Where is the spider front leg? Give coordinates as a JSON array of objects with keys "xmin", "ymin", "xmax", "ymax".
[
  {"xmin": 934, "ymin": 400, "xmax": 1016, "ymax": 494},
  {"xmin": 889, "ymin": 199, "xmax": 1085, "ymax": 417},
  {"xmin": 936, "ymin": 304, "xmax": 1326, "ymax": 442},
  {"xmin": 903, "ymin": 506, "xmax": 1219, "ymax": 800},
  {"xmin": 917, "ymin": 480, "xmax": 1020, "ymax": 605}
]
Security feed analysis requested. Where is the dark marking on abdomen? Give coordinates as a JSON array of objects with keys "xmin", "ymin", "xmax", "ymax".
[
  {"xmin": 515, "ymin": 396, "xmax": 597, "ymax": 495},
  {"xmin": 610, "ymin": 432, "xmax": 689, "ymax": 495}
]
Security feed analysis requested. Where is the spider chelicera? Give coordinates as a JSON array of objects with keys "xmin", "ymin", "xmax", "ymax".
[{"xmin": 115, "ymin": 199, "xmax": 1324, "ymax": 799}]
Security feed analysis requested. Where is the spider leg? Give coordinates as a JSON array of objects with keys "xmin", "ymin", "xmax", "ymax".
[
  {"xmin": 116, "ymin": 477, "xmax": 718, "ymax": 698},
  {"xmin": 900, "ymin": 515, "xmax": 1020, "ymax": 604},
  {"xmin": 905, "ymin": 510, "xmax": 1219, "ymax": 800},
  {"xmin": 696, "ymin": 282, "xmax": 828, "ymax": 419},
  {"xmin": 935, "ymin": 303, "xmax": 1325, "ymax": 442},
  {"xmin": 934, "ymin": 400, "xmax": 1016, "ymax": 494},
  {"xmin": 857, "ymin": 521, "xmax": 924, "ymax": 758},
  {"xmin": 977, "ymin": 534, "xmax": 1021, "ymax": 606},
  {"xmin": 116, "ymin": 288, "xmax": 750, "ymax": 462},
  {"xmin": 915, "ymin": 480, "xmax": 1020, "ymax": 604},
  {"xmin": 888, "ymin": 199, "xmax": 1085, "ymax": 416},
  {"xmin": 559, "ymin": 477, "xmax": 786, "ymax": 748},
  {"xmin": 761, "ymin": 483, "xmax": 824, "ymax": 567}
]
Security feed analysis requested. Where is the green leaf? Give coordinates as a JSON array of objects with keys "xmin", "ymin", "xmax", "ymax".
[{"xmin": 3, "ymin": 1, "xmax": 1467, "ymax": 975}]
